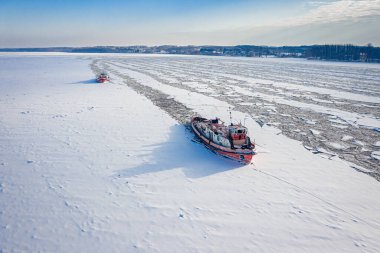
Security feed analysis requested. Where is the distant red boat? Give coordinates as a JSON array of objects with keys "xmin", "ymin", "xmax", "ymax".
[
  {"xmin": 191, "ymin": 116, "xmax": 255, "ymax": 164},
  {"xmin": 96, "ymin": 73, "xmax": 110, "ymax": 83}
]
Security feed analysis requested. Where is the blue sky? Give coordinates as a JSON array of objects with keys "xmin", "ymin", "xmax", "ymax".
[{"xmin": 1, "ymin": 0, "xmax": 379, "ymax": 47}]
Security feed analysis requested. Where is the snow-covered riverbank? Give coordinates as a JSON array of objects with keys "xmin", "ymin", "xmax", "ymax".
[{"xmin": 1, "ymin": 53, "xmax": 379, "ymax": 252}]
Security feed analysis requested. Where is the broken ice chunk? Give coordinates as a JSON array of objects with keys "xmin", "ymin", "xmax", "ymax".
[
  {"xmin": 309, "ymin": 129, "xmax": 320, "ymax": 135},
  {"xmin": 371, "ymin": 151, "xmax": 380, "ymax": 161},
  {"xmin": 341, "ymin": 135, "xmax": 354, "ymax": 141}
]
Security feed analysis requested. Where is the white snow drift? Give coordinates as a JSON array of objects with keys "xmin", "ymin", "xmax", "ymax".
[{"xmin": 0, "ymin": 53, "xmax": 380, "ymax": 253}]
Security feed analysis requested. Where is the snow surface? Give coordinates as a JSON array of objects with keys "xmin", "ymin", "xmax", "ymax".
[
  {"xmin": 1, "ymin": 53, "xmax": 380, "ymax": 253},
  {"xmin": 101, "ymin": 55, "xmax": 380, "ymax": 174}
]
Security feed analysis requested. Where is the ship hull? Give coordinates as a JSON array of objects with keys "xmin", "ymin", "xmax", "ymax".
[{"xmin": 96, "ymin": 78, "xmax": 108, "ymax": 83}]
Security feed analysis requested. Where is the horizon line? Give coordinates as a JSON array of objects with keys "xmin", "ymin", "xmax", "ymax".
[{"xmin": 0, "ymin": 43, "xmax": 378, "ymax": 49}]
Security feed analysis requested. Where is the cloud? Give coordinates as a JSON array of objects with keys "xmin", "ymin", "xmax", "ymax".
[
  {"xmin": 217, "ymin": 0, "xmax": 380, "ymax": 46},
  {"xmin": 166, "ymin": 0, "xmax": 380, "ymax": 47},
  {"xmin": 286, "ymin": 0, "xmax": 380, "ymax": 26},
  {"xmin": 169, "ymin": 0, "xmax": 380, "ymax": 46},
  {"xmin": 1, "ymin": 0, "xmax": 379, "ymax": 47},
  {"xmin": 245, "ymin": 16, "xmax": 380, "ymax": 45}
]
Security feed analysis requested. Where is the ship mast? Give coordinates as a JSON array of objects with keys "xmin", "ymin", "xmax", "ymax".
[{"xmin": 229, "ymin": 107, "xmax": 232, "ymax": 125}]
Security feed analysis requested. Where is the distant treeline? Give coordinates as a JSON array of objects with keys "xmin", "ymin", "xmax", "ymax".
[
  {"xmin": 0, "ymin": 45, "xmax": 309, "ymax": 57},
  {"xmin": 305, "ymin": 44, "xmax": 380, "ymax": 62},
  {"xmin": 1, "ymin": 44, "xmax": 379, "ymax": 63}
]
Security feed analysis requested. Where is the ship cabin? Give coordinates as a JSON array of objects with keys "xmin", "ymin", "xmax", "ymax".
[{"xmin": 228, "ymin": 125, "xmax": 248, "ymax": 146}]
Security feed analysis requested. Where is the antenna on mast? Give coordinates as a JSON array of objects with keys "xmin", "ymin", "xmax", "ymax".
[
  {"xmin": 244, "ymin": 115, "xmax": 249, "ymax": 126},
  {"xmin": 229, "ymin": 107, "xmax": 232, "ymax": 125}
]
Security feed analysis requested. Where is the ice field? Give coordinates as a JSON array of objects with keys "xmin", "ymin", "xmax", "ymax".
[
  {"xmin": 1, "ymin": 53, "xmax": 380, "ymax": 252},
  {"xmin": 97, "ymin": 54, "xmax": 380, "ymax": 178}
]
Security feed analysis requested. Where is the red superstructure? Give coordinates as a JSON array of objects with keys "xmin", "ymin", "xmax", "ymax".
[{"xmin": 191, "ymin": 116, "xmax": 255, "ymax": 164}]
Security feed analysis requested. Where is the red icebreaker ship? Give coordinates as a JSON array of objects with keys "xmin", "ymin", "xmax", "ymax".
[
  {"xmin": 96, "ymin": 73, "xmax": 110, "ymax": 83},
  {"xmin": 191, "ymin": 116, "xmax": 256, "ymax": 164}
]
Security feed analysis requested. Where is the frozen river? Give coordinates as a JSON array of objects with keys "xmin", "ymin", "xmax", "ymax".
[
  {"xmin": 94, "ymin": 55, "xmax": 380, "ymax": 179},
  {"xmin": 1, "ymin": 53, "xmax": 380, "ymax": 252}
]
